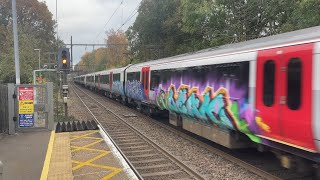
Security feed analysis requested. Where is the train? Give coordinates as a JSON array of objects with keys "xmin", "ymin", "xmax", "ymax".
[{"xmin": 75, "ymin": 26, "xmax": 320, "ymax": 173}]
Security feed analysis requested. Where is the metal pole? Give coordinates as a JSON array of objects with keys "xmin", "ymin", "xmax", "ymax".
[
  {"xmin": 12, "ymin": 0, "xmax": 20, "ymax": 85},
  {"xmin": 71, "ymin": 36, "xmax": 73, "ymax": 70},
  {"xmin": 56, "ymin": 0, "xmax": 57, "ymax": 26},
  {"xmin": 63, "ymin": 71, "xmax": 68, "ymax": 117},
  {"xmin": 38, "ymin": 49, "xmax": 41, "ymax": 69},
  {"xmin": 33, "ymin": 70, "xmax": 36, "ymax": 85}
]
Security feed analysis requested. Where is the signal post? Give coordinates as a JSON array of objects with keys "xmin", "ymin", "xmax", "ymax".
[{"xmin": 58, "ymin": 48, "xmax": 70, "ymax": 117}]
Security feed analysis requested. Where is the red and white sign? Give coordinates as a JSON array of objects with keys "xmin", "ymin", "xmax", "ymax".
[{"xmin": 18, "ymin": 87, "xmax": 34, "ymax": 101}]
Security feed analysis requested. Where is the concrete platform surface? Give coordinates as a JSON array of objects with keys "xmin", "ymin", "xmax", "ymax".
[
  {"xmin": 0, "ymin": 130, "xmax": 51, "ymax": 180},
  {"xmin": 48, "ymin": 130, "xmax": 136, "ymax": 180}
]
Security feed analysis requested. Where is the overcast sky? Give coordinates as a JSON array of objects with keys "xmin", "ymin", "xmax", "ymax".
[{"xmin": 39, "ymin": 0, "xmax": 140, "ymax": 65}]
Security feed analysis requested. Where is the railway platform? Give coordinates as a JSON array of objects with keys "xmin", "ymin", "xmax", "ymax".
[{"xmin": 0, "ymin": 128, "xmax": 138, "ymax": 180}]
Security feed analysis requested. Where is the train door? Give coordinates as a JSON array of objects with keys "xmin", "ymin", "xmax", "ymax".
[
  {"xmin": 110, "ymin": 72, "xmax": 113, "ymax": 91},
  {"xmin": 280, "ymin": 44, "xmax": 314, "ymax": 150},
  {"xmin": 141, "ymin": 67, "xmax": 150, "ymax": 100},
  {"xmin": 256, "ymin": 48, "xmax": 282, "ymax": 140},
  {"xmin": 256, "ymin": 43, "xmax": 315, "ymax": 151}
]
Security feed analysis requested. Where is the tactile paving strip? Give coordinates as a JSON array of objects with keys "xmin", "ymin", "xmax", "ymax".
[
  {"xmin": 47, "ymin": 133, "xmax": 73, "ymax": 180},
  {"xmin": 70, "ymin": 130, "xmax": 123, "ymax": 180}
]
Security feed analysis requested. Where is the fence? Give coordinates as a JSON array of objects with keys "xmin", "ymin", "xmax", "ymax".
[
  {"xmin": 15, "ymin": 83, "xmax": 54, "ymax": 131},
  {"xmin": 0, "ymin": 84, "xmax": 8, "ymax": 134},
  {"xmin": 0, "ymin": 83, "xmax": 54, "ymax": 134}
]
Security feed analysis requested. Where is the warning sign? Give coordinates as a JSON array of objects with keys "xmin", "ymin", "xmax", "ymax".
[
  {"xmin": 18, "ymin": 87, "xmax": 34, "ymax": 127},
  {"xmin": 19, "ymin": 100, "xmax": 34, "ymax": 114},
  {"xmin": 18, "ymin": 87, "xmax": 34, "ymax": 101}
]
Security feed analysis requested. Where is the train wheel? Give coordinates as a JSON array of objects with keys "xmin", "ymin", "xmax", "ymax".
[
  {"xmin": 146, "ymin": 107, "xmax": 153, "ymax": 117},
  {"xmin": 136, "ymin": 104, "xmax": 142, "ymax": 113}
]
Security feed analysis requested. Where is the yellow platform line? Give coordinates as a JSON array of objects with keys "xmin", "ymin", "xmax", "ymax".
[
  {"xmin": 90, "ymin": 164, "xmax": 122, "ymax": 180},
  {"xmin": 70, "ymin": 136, "xmax": 102, "ymax": 140},
  {"xmin": 40, "ymin": 130, "xmax": 55, "ymax": 180},
  {"xmin": 71, "ymin": 146, "xmax": 107, "ymax": 153},
  {"xmin": 71, "ymin": 139, "xmax": 104, "ymax": 153},
  {"xmin": 70, "ymin": 130, "xmax": 123, "ymax": 179},
  {"xmin": 72, "ymin": 151, "xmax": 110, "ymax": 170},
  {"xmin": 70, "ymin": 130, "xmax": 98, "ymax": 141}
]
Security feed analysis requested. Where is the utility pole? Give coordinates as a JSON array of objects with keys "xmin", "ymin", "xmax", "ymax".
[
  {"xmin": 56, "ymin": 0, "xmax": 58, "ymax": 49},
  {"xmin": 12, "ymin": 0, "xmax": 20, "ymax": 84},
  {"xmin": 71, "ymin": 36, "xmax": 73, "ymax": 70}
]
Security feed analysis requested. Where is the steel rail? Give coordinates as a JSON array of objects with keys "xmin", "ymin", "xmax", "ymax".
[
  {"xmin": 71, "ymin": 85, "xmax": 144, "ymax": 180},
  {"xmin": 72, "ymin": 83, "xmax": 205, "ymax": 180},
  {"xmin": 147, "ymin": 119, "xmax": 282, "ymax": 180},
  {"xmin": 74, "ymin": 83, "xmax": 283, "ymax": 180}
]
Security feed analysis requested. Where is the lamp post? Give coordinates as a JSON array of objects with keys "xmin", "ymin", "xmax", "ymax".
[{"xmin": 34, "ymin": 49, "xmax": 41, "ymax": 69}]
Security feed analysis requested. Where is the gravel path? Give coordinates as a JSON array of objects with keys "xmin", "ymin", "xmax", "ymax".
[{"xmin": 68, "ymin": 85, "xmax": 95, "ymax": 122}]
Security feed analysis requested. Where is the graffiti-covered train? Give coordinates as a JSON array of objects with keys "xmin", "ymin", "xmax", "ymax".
[{"xmin": 75, "ymin": 26, "xmax": 320, "ymax": 172}]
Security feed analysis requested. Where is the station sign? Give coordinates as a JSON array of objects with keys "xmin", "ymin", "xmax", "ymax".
[{"xmin": 18, "ymin": 87, "xmax": 34, "ymax": 127}]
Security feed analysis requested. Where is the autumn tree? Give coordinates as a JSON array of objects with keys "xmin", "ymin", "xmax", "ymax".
[
  {"xmin": 105, "ymin": 30, "xmax": 129, "ymax": 69},
  {"xmin": 75, "ymin": 48, "xmax": 108, "ymax": 73}
]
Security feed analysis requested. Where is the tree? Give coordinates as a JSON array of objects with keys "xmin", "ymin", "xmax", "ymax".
[
  {"xmin": 126, "ymin": 0, "xmax": 181, "ymax": 61},
  {"xmin": 126, "ymin": 0, "xmax": 320, "ymax": 64},
  {"xmin": 105, "ymin": 30, "xmax": 129, "ymax": 69},
  {"xmin": 280, "ymin": 0, "xmax": 320, "ymax": 32},
  {"xmin": 75, "ymin": 48, "xmax": 109, "ymax": 73},
  {"xmin": 0, "ymin": 0, "xmax": 59, "ymax": 83}
]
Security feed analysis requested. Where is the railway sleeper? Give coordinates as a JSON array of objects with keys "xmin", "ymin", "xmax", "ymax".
[
  {"xmin": 140, "ymin": 170, "xmax": 186, "ymax": 179},
  {"xmin": 130, "ymin": 157, "xmax": 167, "ymax": 164},
  {"xmin": 126, "ymin": 153, "xmax": 159, "ymax": 159},
  {"xmin": 134, "ymin": 163, "xmax": 173, "ymax": 170}
]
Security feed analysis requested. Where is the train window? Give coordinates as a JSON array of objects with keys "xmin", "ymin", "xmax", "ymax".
[
  {"xmin": 287, "ymin": 58, "xmax": 302, "ymax": 110},
  {"xmin": 141, "ymin": 72, "xmax": 145, "ymax": 85},
  {"xmin": 263, "ymin": 60, "xmax": 275, "ymax": 107},
  {"xmin": 161, "ymin": 70, "xmax": 171, "ymax": 84},
  {"xmin": 113, "ymin": 74, "xmax": 120, "ymax": 81},
  {"xmin": 132, "ymin": 72, "xmax": 139, "ymax": 81},
  {"xmin": 151, "ymin": 71, "xmax": 160, "ymax": 91},
  {"xmin": 100, "ymin": 76, "xmax": 104, "ymax": 83},
  {"xmin": 146, "ymin": 71, "xmax": 149, "ymax": 90},
  {"xmin": 127, "ymin": 73, "xmax": 133, "ymax": 81},
  {"xmin": 106, "ymin": 75, "xmax": 109, "ymax": 84},
  {"xmin": 101, "ymin": 75, "xmax": 109, "ymax": 84}
]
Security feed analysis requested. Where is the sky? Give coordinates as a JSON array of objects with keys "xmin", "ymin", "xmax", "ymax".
[{"xmin": 39, "ymin": 0, "xmax": 140, "ymax": 66}]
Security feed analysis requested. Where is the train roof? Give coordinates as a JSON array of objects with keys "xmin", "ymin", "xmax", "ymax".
[{"xmin": 129, "ymin": 25, "xmax": 320, "ymax": 68}]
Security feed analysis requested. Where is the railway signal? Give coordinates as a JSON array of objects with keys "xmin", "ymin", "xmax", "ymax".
[{"xmin": 58, "ymin": 48, "xmax": 70, "ymax": 72}]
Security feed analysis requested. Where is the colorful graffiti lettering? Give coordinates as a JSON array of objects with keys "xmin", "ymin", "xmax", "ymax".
[
  {"xmin": 156, "ymin": 84, "xmax": 261, "ymax": 143},
  {"xmin": 255, "ymin": 117, "xmax": 271, "ymax": 133},
  {"xmin": 126, "ymin": 80, "xmax": 146, "ymax": 101},
  {"xmin": 112, "ymin": 81, "xmax": 124, "ymax": 95}
]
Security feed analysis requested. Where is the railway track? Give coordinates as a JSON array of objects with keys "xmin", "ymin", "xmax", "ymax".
[
  {"xmin": 71, "ymin": 83, "xmax": 315, "ymax": 180},
  {"xmin": 71, "ymin": 84, "xmax": 205, "ymax": 180}
]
